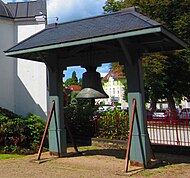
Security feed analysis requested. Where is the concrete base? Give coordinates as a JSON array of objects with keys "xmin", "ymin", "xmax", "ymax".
[
  {"xmin": 49, "ymin": 151, "xmax": 67, "ymax": 157},
  {"xmin": 130, "ymin": 160, "xmax": 145, "ymax": 168},
  {"xmin": 91, "ymin": 137, "xmax": 127, "ymax": 149},
  {"xmin": 130, "ymin": 159, "xmax": 162, "ymax": 169}
]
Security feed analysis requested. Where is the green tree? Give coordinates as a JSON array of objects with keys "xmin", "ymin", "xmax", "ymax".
[
  {"xmin": 78, "ymin": 78, "xmax": 82, "ymax": 86},
  {"xmin": 143, "ymin": 50, "xmax": 190, "ymax": 110},
  {"xmin": 64, "ymin": 71, "xmax": 78, "ymax": 86},
  {"xmin": 103, "ymin": 0, "xmax": 190, "ymax": 110},
  {"xmin": 110, "ymin": 62, "xmax": 124, "ymax": 76},
  {"xmin": 72, "ymin": 71, "xmax": 78, "ymax": 84},
  {"xmin": 103, "ymin": 0, "xmax": 190, "ymax": 43},
  {"xmin": 103, "ymin": 0, "xmax": 128, "ymax": 13},
  {"xmin": 143, "ymin": 53, "xmax": 167, "ymax": 110}
]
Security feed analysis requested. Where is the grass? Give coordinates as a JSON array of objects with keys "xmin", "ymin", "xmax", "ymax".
[
  {"xmin": 77, "ymin": 146, "xmax": 101, "ymax": 151},
  {"xmin": 140, "ymin": 172, "xmax": 154, "ymax": 177},
  {"xmin": 0, "ymin": 154, "xmax": 25, "ymax": 159}
]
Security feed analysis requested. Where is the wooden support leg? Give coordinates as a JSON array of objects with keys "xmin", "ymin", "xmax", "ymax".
[
  {"xmin": 37, "ymin": 101, "xmax": 55, "ymax": 160},
  {"xmin": 125, "ymin": 99, "xmax": 136, "ymax": 172}
]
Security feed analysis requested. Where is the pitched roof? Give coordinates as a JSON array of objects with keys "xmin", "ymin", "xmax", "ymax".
[
  {"xmin": 0, "ymin": 0, "xmax": 12, "ymax": 18},
  {"xmin": 6, "ymin": 7, "xmax": 161, "ymax": 52},
  {"xmin": 69, "ymin": 85, "xmax": 81, "ymax": 92},
  {"xmin": 102, "ymin": 70, "xmax": 125, "ymax": 81},
  {"xmin": 5, "ymin": 0, "xmax": 46, "ymax": 19},
  {"xmin": 5, "ymin": 7, "xmax": 187, "ymax": 61}
]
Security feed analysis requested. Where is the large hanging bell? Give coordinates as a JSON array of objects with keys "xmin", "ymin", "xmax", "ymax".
[{"xmin": 76, "ymin": 66, "xmax": 109, "ymax": 99}]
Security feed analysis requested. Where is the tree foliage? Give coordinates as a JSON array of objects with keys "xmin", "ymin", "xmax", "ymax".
[
  {"xmin": 64, "ymin": 71, "xmax": 79, "ymax": 86},
  {"xmin": 110, "ymin": 62, "xmax": 124, "ymax": 76},
  {"xmin": 104, "ymin": 0, "xmax": 190, "ymax": 110},
  {"xmin": 104, "ymin": 0, "xmax": 190, "ymax": 43},
  {"xmin": 143, "ymin": 53, "xmax": 167, "ymax": 109},
  {"xmin": 78, "ymin": 78, "xmax": 82, "ymax": 86},
  {"xmin": 72, "ymin": 71, "xmax": 78, "ymax": 84},
  {"xmin": 103, "ymin": 0, "xmax": 128, "ymax": 13}
]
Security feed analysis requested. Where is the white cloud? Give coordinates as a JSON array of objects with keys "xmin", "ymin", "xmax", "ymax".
[
  {"xmin": 3, "ymin": 0, "xmax": 107, "ymax": 23},
  {"xmin": 47, "ymin": 0, "xmax": 106, "ymax": 23},
  {"xmin": 97, "ymin": 63, "xmax": 110, "ymax": 77},
  {"xmin": 3, "ymin": 0, "xmax": 110, "ymax": 79},
  {"xmin": 97, "ymin": 63, "xmax": 110, "ymax": 72},
  {"xmin": 99, "ymin": 72, "xmax": 107, "ymax": 77},
  {"xmin": 3, "ymin": 0, "xmax": 25, "ymax": 2}
]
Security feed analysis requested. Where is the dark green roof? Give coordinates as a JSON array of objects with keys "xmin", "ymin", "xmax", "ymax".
[
  {"xmin": 6, "ymin": 7, "xmax": 162, "ymax": 52},
  {"xmin": 5, "ymin": 7, "xmax": 187, "ymax": 63}
]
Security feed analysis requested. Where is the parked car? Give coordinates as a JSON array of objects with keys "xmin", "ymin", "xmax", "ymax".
[
  {"xmin": 179, "ymin": 108, "xmax": 190, "ymax": 120},
  {"xmin": 117, "ymin": 106, "xmax": 128, "ymax": 112},
  {"xmin": 97, "ymin": 105, "xmax": 114, "ymax": 113},
  {"xmin": 152, "ymin": 109, "xmax": 168, "ymax": 120}
]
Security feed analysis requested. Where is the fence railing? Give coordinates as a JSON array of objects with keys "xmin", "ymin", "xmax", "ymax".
[
  {"xmin": 147, "ymin": 119, "xmax": 190, "ymax": 146},
  {"xmin": 94, "ymin": 111, "xmax": 190, "ymax": 147}
]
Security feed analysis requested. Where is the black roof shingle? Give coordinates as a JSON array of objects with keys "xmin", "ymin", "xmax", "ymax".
[
  {"xmin": 6, "ymin": 7, "xmax": 161, "ymax": 52},
  {"xmin": 6, "ymin": 0, "xmax": 46, "ymax": 19},
  {"xmin": 5, "ymin": 7, "xmax": 187, "ymax": 58},
  {"xmin": 0, "ymin": 0, "xmax": 13, "ymax": 18}
]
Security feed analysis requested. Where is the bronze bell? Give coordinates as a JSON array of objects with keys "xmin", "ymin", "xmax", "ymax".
[{"xmin": 76, "ymin": 66, "xmax": 109, "ymax": 99}]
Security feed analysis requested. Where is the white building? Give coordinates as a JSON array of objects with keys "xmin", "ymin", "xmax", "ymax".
[
  {"xmin": 0, "ymin": 0, "xmax": 47, "ymax": 118},
  {"xmin": 97, "ymin": 70, "xmax": 128, "ymax": 106}
]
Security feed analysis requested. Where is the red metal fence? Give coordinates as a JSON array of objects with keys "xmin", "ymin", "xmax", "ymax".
[
  {"xmin": 94, "ymin": 110, "xmax": 190, "ymax": 147},
  {"xmin": 147, "ymin": 119, "xmax": 190, "ymax": 146}
]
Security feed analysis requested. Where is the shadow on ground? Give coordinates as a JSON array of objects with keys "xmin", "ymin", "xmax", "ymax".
[
  {"xmin": 65, "ymin": 146, "xmax": 190, "ymax": 167},
  {"xmin": 154, "ymin": 152, "xmax": 190, "ymax": 164},
  {"xmin": 66, "ymin": 148, "xmax": 126, "ymax": 159}
]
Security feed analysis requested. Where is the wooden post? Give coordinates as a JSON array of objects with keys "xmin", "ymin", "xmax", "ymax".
[
  {"xmin": 37, "ymin": 101, "xmax": 55, "ymax": 160},
  {"xmin": 125, "ymin": 99, "xmax": 136, "ymax": 172}
]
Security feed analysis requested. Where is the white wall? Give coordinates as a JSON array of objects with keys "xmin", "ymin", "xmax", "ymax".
[
  {"xmin": 0, "ymin": 19, "xmax": 16, "ymax": 111},
  {"xmin": 15, "ymin": 24, "xmax": 48, "ymax": 118},
  {"xmin": 0, "ymin": 19, "xmax": 48, "ymax": 118},
  {"xmin": 96, "ymin": 76, "xmax": 127, "ymax": 106}
]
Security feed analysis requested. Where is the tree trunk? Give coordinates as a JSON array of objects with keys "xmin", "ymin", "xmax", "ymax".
[
  {"xmin": 167, "ymin": 95, "xmax": 176, "ymax": 109},
  {"xmin": 149, "ymin": 98, "xmax": 157, "ymax": 112}
]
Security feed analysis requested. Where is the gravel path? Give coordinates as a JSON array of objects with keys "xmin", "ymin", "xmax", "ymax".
[{"xmin": 0, "ymin": 146, "xmax": 190, "ymax": 178}]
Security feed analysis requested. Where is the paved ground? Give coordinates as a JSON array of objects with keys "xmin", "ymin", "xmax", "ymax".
[{"xmin": 0, "ymin": 146, "xmax": 190, "ymax": 178}]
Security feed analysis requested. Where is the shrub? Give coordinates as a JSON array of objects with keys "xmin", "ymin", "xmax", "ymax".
[
  {"xmin": 96, "ymin": 108, "xmax": 129, "ymax": 140},
  {"xmin": 64, "ymin": 105, "xmax": 129, "ymax": 141},
  {"xmin": 0, "ymin": 116, "xmax": 26, "ymax": 150},
  {"xmin": 64, "ymin": 104, "xmax": 95, "ymax": 139},
  {"xmin": 0, "ymin": 108, "xmax": 46, "ymax": 154},
  {"xmin": 24, "ymin": 113, "xmax": 46, "ymax": 151}
]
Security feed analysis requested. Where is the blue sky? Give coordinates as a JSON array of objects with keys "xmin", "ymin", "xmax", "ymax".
[
  {"xmin": 4, "ymin": 0, "xmax": 110, "ymax": 80},
  {"xmin": 47, "ymin": 0, "xmax": 110, "ymax": 80}
]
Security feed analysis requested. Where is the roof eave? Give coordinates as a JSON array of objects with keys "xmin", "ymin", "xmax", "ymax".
[
  {"xmin": 160, "ymin": 27, "xmax": 188, "ymax": 49},
  {"xmin": 5, "ymin": 26, "xmax": 163, "ymax": 57},
  {"xmin": 5, "ymin": 26, "xmax": 188, "ymax": 58}
]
